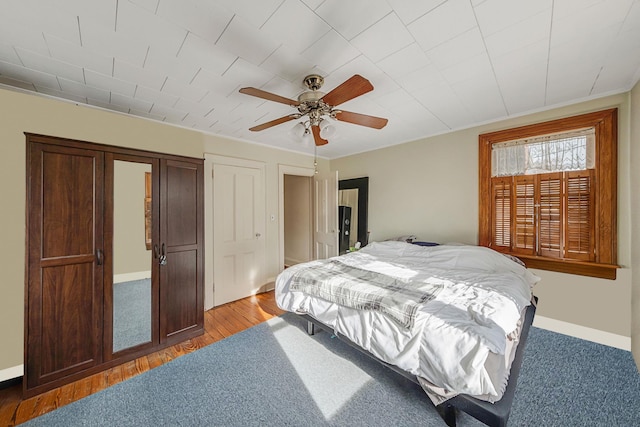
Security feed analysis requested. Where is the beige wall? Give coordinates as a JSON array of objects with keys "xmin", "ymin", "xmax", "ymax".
[
  {"xmin": 630, "ymin": 80, "xmax": 640, "ymax": 368},
  {"xmin": 0, "ymin": 86, "xmax": 321, "ymax": 374},
  {"xmin": 331, "ymin": 93, "xmax": 633, "ymax": 339}
]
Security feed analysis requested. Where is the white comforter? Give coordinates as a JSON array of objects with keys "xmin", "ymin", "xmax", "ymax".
[{"xmin": 275, "ymin": 241, "xmax": 539, "ymax": 401}]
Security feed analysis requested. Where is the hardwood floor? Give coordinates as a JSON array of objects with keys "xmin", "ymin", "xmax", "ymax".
[{"xmin": 0, "ymin": 291, "xmax": 285, "ymax": 426}]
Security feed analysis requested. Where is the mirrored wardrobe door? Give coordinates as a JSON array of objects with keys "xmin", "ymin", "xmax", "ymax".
[
  {"xmin": 104, "ymin": 154, "xmax": 160, "ymax": 360},
  {"xmin": 338, "ymin": 177, "xmax": 369, "ymax": 253}
]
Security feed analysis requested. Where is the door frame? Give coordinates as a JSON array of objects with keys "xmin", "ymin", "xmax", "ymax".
[
  {"xmin": 278, "ymin": 164, "xmax": 315, "ymax": 273},
  {"xmin": 204, "ymin": 154, "xmax": 267, "ymax": 310}
]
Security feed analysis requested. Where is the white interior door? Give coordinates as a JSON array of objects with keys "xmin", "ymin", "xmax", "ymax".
[
  {"xmin": 314, "ymin": 170, "xmax": 338, "ymax": 259},
  {"xmin": 213, "ymin": 162, "xmax": 265, "ymax": 306}
]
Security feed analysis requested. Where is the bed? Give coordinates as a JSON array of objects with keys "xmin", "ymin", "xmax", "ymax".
[{"xmin": 275, "ymin": 241, "xmax": 540, "ymax": 426}]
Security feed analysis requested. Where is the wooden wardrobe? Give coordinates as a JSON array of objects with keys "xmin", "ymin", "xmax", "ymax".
[{"xmin": 24, "ymin": 133, "xmax": 204, "ymax": 397}]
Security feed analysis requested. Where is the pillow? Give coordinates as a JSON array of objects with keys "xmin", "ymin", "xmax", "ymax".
[
  {"xmin": 502, "ymin": 253, "xmax": 526, "ymax": 267},
  {"xmin": 385, "ymin": 235, "xmax": 417, "ymax": 243},
  {"xmin": 411, "ymin": 241, "xmax": 439, "ymax": 247}
]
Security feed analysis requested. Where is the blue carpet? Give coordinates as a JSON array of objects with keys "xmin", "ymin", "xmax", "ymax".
[
  {"xmin": 113, "ymin": 279, "xmax": 151, "ymax": 352},
  {"xmin": 510, "ymin": 328, "xmax": 640, "ymax": 426},
  {"xmin": 23, "ymin": 313, "xmax": 640, "ymax": 426}
]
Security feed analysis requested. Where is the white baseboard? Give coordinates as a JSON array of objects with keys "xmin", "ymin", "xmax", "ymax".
[
  {"xmin": 113, "ymin": 270, "xmax": 151, "ymax": 283},
  {"xmin": 0, "ymin": 364, "xmax": 23, "ymax": 382},
  {"xmin": 264, "ymin": 277, "xmax": 276, "ymax": 292},
  {"xmin": 284, "ymin": 257, "xmax": 309, "ymax": 267},
  {"xmin": 533, "ymin": 315, "xmax": 631, "ymax": 351}
]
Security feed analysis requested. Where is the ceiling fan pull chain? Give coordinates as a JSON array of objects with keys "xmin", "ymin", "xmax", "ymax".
[{"xmin": 314, "ymin": 146, "xmax": 318, "ymax": 175}]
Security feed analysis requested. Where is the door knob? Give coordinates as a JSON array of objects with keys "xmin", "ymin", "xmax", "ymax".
[{"xmin": 255, "ymin": 233, "xmax": 261, "ymax": 238}]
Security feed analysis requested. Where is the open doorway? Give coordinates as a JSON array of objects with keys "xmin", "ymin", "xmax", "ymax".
[
  {"xmin": 278, "ymin": 165, "xmax": 315, "ymax": 271},
  {"xmin": 283, "ymin": 174, "xmax": 313, "ymax": 268},
  {"xmin": 278, "ymin": 164, "xmax": 338, "ymax": 271}
]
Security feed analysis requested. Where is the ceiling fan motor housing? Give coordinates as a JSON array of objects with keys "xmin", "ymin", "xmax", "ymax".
[
  {"xmin": 297, "ymin": 73, "xmax": 330, "ymax": 126},
  {"xmin": 303, "ymin": 74, "xmax": 324, "ymax": 91},
  {"xmin": 297, "ymin": 91, "xmax": 325, "ymax": 103}
]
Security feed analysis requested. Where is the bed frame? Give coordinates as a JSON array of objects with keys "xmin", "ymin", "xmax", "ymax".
[{"xmin": 301, "ymin": 296, "xmax": 537, "ymax": 427}]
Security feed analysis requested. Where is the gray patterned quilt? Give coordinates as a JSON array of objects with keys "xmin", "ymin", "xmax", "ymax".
[{"xmin": 289, "ymin": 259, "xmax": 443, "ymax": 328}]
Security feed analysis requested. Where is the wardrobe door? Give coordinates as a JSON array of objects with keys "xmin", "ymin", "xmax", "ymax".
[
  {"xmin": 25, "ymin": 141, "xmax": 104, "ymax": 393},
  {"xmin": 103, "ymin": 154, "xmax": 160, "ymax": 361},
  {"xmin": 159, "ymin": 158, "xmax": 204, "ymax": 344}
]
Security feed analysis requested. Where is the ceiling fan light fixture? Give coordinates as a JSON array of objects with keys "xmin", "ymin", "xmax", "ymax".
[
  {"xmin": 289, "ymin": 122, "xmax": 306, "ymax": 140},
  {"xmin": 319, "ymin": 119, "xmax": 336, "ymax": 139},
  {"xmin": 301, "ymin": 128, "xmax": 313, "ymax": 145}
]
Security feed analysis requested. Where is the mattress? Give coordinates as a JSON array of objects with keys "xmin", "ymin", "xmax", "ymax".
[{"xmin": 275, "ymin": 241, "xmax": 540, "ymax": 403}]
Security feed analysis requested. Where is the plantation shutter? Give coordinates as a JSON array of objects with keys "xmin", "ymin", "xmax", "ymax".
[
  {"xmin": 565, "ymin": 170, "xmax": 595, "ymax": 261},
  {"xmin": 512, "ymin": 175, "xmax": 535, "ymax": 255},
  {"xmin": 480, "ymin": 109, "xmax": 618, "ymax": 279},
  {"xmin": 538, "ymin": 173, "xmax": 563, "ymax": 258},
  {"xmin": 487, "ymin": 125, "xmax": 599, "ymax": 261},
  {"xmin": 491, "ymin": 177, "xmax": 511, "ymax": 249}
]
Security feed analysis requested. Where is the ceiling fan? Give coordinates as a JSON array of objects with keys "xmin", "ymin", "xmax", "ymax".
[{"xmin": 239, "ymin": 74, "xmax": 388, "ymax": 146}]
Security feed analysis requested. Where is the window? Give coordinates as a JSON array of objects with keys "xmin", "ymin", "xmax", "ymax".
[{"xmin": 479, "ymin": 109, "xmax": 618, "ymax": 279}]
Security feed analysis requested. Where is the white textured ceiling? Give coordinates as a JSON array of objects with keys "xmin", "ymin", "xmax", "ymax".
[{"xmin": 1, "ymin": 0, "xmax": 639, "ymax": 159}]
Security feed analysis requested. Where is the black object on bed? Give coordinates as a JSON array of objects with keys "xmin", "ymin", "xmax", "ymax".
[{"xmin": 302, "ymin": 296, "xmax": 538, "ymax": 427}]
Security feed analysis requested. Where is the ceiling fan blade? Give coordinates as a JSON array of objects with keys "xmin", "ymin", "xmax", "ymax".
[
  {"xmin": 321, "ymin": 75, "xmax": 374, "ymax": 107},
  {"xmin": 239, "ymin": 87, "xmax": 300, "ymax": 106},
  {"xmin": 334, "ymin": 110, "xmax": 388, "ymax": 129},
  {"xmin": 311, "ymin": 125, "xmax": 328, "ymax": 146},
  {"xmin": 249, "ymin": 115, "xmax": 298, "ymax": 132}
]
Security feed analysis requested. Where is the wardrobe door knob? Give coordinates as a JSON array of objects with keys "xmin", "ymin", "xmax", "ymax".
[{"xmin": 159, "ymin": 243, "xmax": 167, "ymax": 265}]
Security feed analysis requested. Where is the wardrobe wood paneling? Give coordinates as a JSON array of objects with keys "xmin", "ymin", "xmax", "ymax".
[
  {"xmin": 25, "ymin": 134, "xmax": 204, "ymax": 397},
  {"xmin": 26, "ymin": 143, "xmax": 104, "ymax": 391},
  {"xmin": 160, "ymin": 159, "xmax": 204, "ymax": 344}
]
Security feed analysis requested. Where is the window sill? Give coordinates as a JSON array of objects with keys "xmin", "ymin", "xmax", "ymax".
[{"xmin": 515, "ymin": 255, "xmax": 619, "ymax": 280}]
